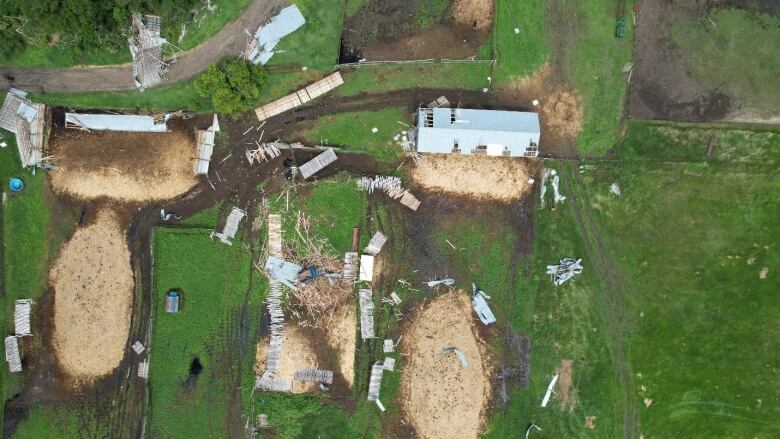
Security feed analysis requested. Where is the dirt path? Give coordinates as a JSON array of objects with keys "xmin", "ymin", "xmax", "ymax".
[
  {"xmin": 560, "ymin": 162, "xmax": 638, "ymax": 438},
  {"xmin": 0, "ymin": 0, "xmax": 287, "ymax": 92}
]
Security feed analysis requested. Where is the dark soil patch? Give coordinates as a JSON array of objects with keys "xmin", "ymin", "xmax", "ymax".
[
  {"xmin": 340, "ymin": 0, "xmax": 490, "ymax": 62},
  {"xmin": 630, "ymin": 0, "xmax": 777, "ymax": 121}
]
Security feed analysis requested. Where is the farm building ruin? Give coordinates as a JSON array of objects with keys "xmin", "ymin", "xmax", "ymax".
[
  {"xmin": 0, "ymin": 89, "xmax": 46, "ymax": 167},
  {"xmin": 416, "ymin": 108, "xmax": 540, "ymax": 157},
  {"xmin": 129, "ymin": 15, "xmax": 167, "ymax": 89},
  {"xmin": 64, "ymin": 113, "xmax": 168, "ymax": 132},
  {"xmin": 242, "ymin": 5, "xmax": 306, "ymax": 65}
]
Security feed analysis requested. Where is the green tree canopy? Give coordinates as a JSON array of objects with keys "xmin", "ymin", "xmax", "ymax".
[{"xmin": 195, "ymin": 58, "xmax": 269, "ymax": 116}]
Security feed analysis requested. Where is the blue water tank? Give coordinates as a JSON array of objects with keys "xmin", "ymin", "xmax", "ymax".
[{"xmin": 9, "ymin": 178, "xmax": 24, "ymax": 192}]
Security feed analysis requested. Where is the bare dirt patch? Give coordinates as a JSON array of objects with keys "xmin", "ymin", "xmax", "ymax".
[
  {"xmin": 255, "ymin": 325, "xmax": 319, "ymax": 394},
  {"xmin": 452, "ymin": 0, "xmax": 494, "ymax": 29},
  {"xmin": 400, "ymin": 292, "xmax": 492, "ymax": 439},
  {"xmin": 500, "ymin": 63, "xmax": 583, "ymax": 157},
  {"xmin": 326, "ymin": 302, "xmax": 356, "ymax": 387},
  {"xmin": 48, "ymin": 127, "xmax": 198, "ymax": 202},
  {"xmin": 50, "ymin": 209, "xmax": 133, "ymax": 381},
  {"xmin": 340, "ymin": 0, "xmax": 490, "ymax": 62},
  {"xmin": 408, "ymin": 154, "xmax": 533, "ymax": 202},
  {"xmin": 558, "ymin": 359, "xmax": 574, "ymax": 411}
]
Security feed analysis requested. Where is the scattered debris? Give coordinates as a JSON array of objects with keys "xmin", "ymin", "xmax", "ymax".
[
  {"xmin": 265, "ymin": 256, "xmax": 303, "ymax": 290},
  {"xmin": 165, "ymin": 290, "xmax": 180, "ymax": 313},
  {"xmin": 382, "ymin": 357, "xmax": 396, "ymax": 371},
  {"xmin": 442, "ymin": 347, "xmax": 469, "ymax": 368},
  {"xmin": 367, "ymin": 363, "xmax": 384, "ymax": 401},
  {"xmin": 359, "ymin": 289, "xmax": 375, "ymax": 339},
  {"xmin": 760, "ymin": 267, "xmax": 769, "ymax": 279},
  {"xmin": 246, "ymin": 142, "xmax": 281, "ymax": 165},
  {"xmin": 644, "ymin": 398, "xmax": 653, "ymax": 408},
  {"xmin": 211, "ymin": 207, "xmax": 246, "ymax": 245},
  {"xmin": 299, "ymin": 148, "xmax": 337, "ymax": 180},
  {"xmin": 610, "ymin": 182, "xmax": 621, "ymax": 196},
  {"xmin": 541, "ymin": 373, "xmax": 559, "ymax": 407},
  {"xmin": 343, "ymin": 252, "xmax": 359, "ymax": 284},
  {"xmin": 384, "ymin": 339, "xmax": 395, "ymax": 353},
  {"xmin": 371, "ymin": 127, "xmax": 379, "ymax": 133},
  {"xmin": 256, "ymin": 371, "xmax": 292, "ymax": 392},
  {"xmin": 363, "ymin": 231, "xmax": 388, "ymax": 256},
  {"xmin": 242, "ymin": 5, "xmax": 306, "ymax": 65},
  {"xmin": 131, "ymin": 341, "xmax": 145, "ymax": 354},
  {"xmin": 390, "ymin": 291, "xmax": 402, "ymax": 305},
  {"xmin": 160, "ymin": 209, "xmax": 182, "ymax": 221},
  {"xmin": 194, "ymin": 114, "xmax": 220, "ymax": 174},
  {"xmin": 428, "ymin": 95, "xmax": 451, "ymax": 108},
  {"xmin": 525, "ymin": 423, "xmax": 542, "ymax": 438},
  {"xmin": 546, "ymin": 258, "xmax": 583, "ymax": 286},
  {"xmin": 359, "ymin": 255, "xmax": 374, "ymax": 282},
  {"xmin": 356, "ymin": 175, "xmax": 420, "ymax": 211},
  {"xmin": 584, "ymin": 416, "xmax": 596, "ymax": 429},
  {"xmin": 0, "ymin": 89, "xmax": 45, "ymax": 167},
  {"xmin": 129, "ymin": 15, "xmax": 167, "ymax": 89},
  {"xmin": 4, "ymin": 336, "xmax": 21, "ymax": 372},
  {"xmin": 427, "ymin": 278, "xmax": 455, "ymax": 288},
  {"xmin": 14, "ymin": 299, "xmax": 32, "ymax": 337},
  {"xmin": 294, "ymin": 368, "xmax": 334, "ymax": 385},
  {"xmin": 138, "ymin": 359, "xmax": 149, "ymax": 379},
  {"xmin": 532, "ymin": 99, "xmax": 539, "ymax": 106},
  {"xmin": 471, "ymin": 284, "xmax": 496, "ymax": 325},
  {"xmin": 255, "ymin": 72, "xmax": 344, "ymax": 121}
]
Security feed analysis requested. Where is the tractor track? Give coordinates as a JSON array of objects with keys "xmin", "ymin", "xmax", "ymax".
[{"xmin": 561, "ymin": 162, "xmax": 638, "ymax": 438}]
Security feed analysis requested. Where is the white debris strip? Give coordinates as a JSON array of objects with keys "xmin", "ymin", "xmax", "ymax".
[
  {"xmin": 367, "ymin": 364, "xmax": 384, "ymax": 401},
  {"xmin": 14, "ymin": 299, "xmax": 32, "ymax": 336},
  {"xmin": 551, "ymin": 171, "xmax": 566, "ymax": 205},
  {"xmin": 540, "ymin": 169, "xmax": 565, "ymax": 206},
  {"xmin": 382, "ymin": 357, "xmax": 396, "ymax": 372},
  {"xmin": 343, "ymin": 252, "xmax": 359, "ymax": 284},
  {"xmin": 4, "ymin": 336, "xmax": 21, "ymax": 373},
  {"xmin": 212, "ymin": 207, "xmax": 246, "ymax": 245},
  {"xmin": 267, "ymin": 214, "xmax": 283, "ymax": 258},
  {"xmin": 194, "ymin": 114, "xmax": 220, "ymax": 174},
  {"xmin": 427, "ymin": 278, "xmax": 455, "ymax": 288},
  {"xmin": 383, "ymin": 339, "xmax": 395, "ymax": 353},
  {"xmin": 131, "ymin": 341, "xmax": 145, "ymax": 354},
  {"xmin": 390, "ymin": 292, "xmax": 402, "ymax": 305},
  {"xmin": 541, "ymin": 373, "xmax": 559, "ymax": 407},
  {"xmin": 356, "ymin": 175, "xmax": 421, "ymax": 211},
  {"xmin": 138, "ymin": 360, "xmax": 149, "ymax": 379},
  {"xmin": 546, "ymin": 258, "xmax": 583, "ymax": 286},
  {"xmin": 471, "ymin": 284, "xmax": 496, "ymax": 325},
  {"xmin": 363, "ymin": 231, "xmax": 388, "ymax": 256},
  {"xmin": 359, "ymin": 254, "xmax": 374, "ymax": 282},
  {"xmin": 298, "ymin": 148, "xmax": 337, "ymax": 180},
  {"xmin": 359, "ymin": 289, "xmax": 375, "ymax": 339},
  {"xmin": 610, "ymin": 182, "xmax": 621, "ymax": 196},
  {"xmin": 294, "ymin": 368, "xmax": 334, "ymax": 385},
  {"xmin": 246, "ymin": 142, "xmax": 281, "ymax": 165},
  {"xmin": 256, "ymin": 370, "xmax": 292, "ymax": 392}
]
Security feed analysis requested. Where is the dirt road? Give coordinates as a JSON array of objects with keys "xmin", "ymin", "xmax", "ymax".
[{"xmin": 0, "ymin": 0, "xmax": 287, "ymax": 93}]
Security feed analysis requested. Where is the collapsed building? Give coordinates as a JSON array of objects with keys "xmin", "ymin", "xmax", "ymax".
[
  {"xmin": 129, "ymin": 15, "xmax": 167, "ymax": 90},
  {"xmin": 415, "ymin": 108, "xmax": 541, "ymax": 157},
  {"xmin": 0, "ymin": 89, "xmax": 46, "ymax": 167},
  {"xmin": 242, "ymin": 5, "xmax": 306, "ymax": 65}
]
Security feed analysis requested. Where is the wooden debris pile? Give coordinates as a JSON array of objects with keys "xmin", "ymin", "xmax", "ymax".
[{"xmin": 356, "ymin": 175, "xmax": 421, "ymax": 211}]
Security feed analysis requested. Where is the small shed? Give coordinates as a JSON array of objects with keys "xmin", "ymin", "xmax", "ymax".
[{"xmin": 165, "ymin": 291, "xmax": 180, "ymax": 313}]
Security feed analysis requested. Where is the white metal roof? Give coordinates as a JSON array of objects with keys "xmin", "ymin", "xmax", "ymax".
[
  {"xmin": 248, "ymin": 5, "xmax": 305, "ymax": 65},
  {"xmin": 416, "ymin": 108, "xmax": 540, "ymax": 156},
  {"xmin": 65, "ymin": 113, "xmax": 167, "ymax": 132}
]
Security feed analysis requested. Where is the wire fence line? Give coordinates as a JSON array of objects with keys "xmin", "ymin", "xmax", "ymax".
[{"xmin": 337, "ymin": 58, "xmax": 494, "ymax": 68}]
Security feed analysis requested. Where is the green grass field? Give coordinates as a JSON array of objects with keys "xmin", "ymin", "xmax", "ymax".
[
  {"xmin": 493, "ymin": 0, "xmax": 548, "ymax": 84},
  {"xmin": 294, "ymin": 107, "xmax": 410, "ymax": 162},
  {"xmin": 268, "ymin": 0, "xmax": 345, "ymax": 70},
  {"xmin": 149, "ymin": 226, "xmax": 263, "ymax": 437},
  {"xmin": 338, "ymin": 63, "xmax": 491, "ymax": 96},
  {"xmin": 670, "ymin": 8, "xmax": 780, "ymax": 116},
  {"xmin": 1, "ymin": 1, "xmax": 253, "ymax": 68}
]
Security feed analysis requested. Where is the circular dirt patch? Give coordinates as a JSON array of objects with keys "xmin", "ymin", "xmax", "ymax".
[
  {"xmin": 50, "ymin": 209, "xmax": 133, "ymax": 380},
  {"xmin": 400, "ymin": 292, "xmax": 492, "ymax": 439}
]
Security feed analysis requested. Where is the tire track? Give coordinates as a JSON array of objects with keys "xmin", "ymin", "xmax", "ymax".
[{"xmin": 561, "ymin": 162, "xmax": 638, "ymax": 438}]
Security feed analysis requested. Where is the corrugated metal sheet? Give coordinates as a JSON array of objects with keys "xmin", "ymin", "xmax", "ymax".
[
  {"xmin": 248, "ymin": 5, "xmax": 306, "ymax": 65},
  {"xmin": 65, "ymin": 113, "xmax": 167, "ymax": 132},
  {"xmin": 416, "ymin": 108, "xmax": 540, "ymax": 157}
]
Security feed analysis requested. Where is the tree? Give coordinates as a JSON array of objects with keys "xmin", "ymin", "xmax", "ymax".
[{"xmin": 195, "ymin": 58, "xmax": 269, "ymax": 116}]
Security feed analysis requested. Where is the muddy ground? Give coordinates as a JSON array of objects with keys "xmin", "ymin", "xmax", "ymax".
[
  {"xmin": 631, "ymin": 0, "xmax": 780, "ymax": 122},
  {"xmin": 340, "ymin": 0, "xmax": 491, "ymax": 62},
  {"xmin": 8, "ymin": 82, "xmax": 552, "ymax": 436}
]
